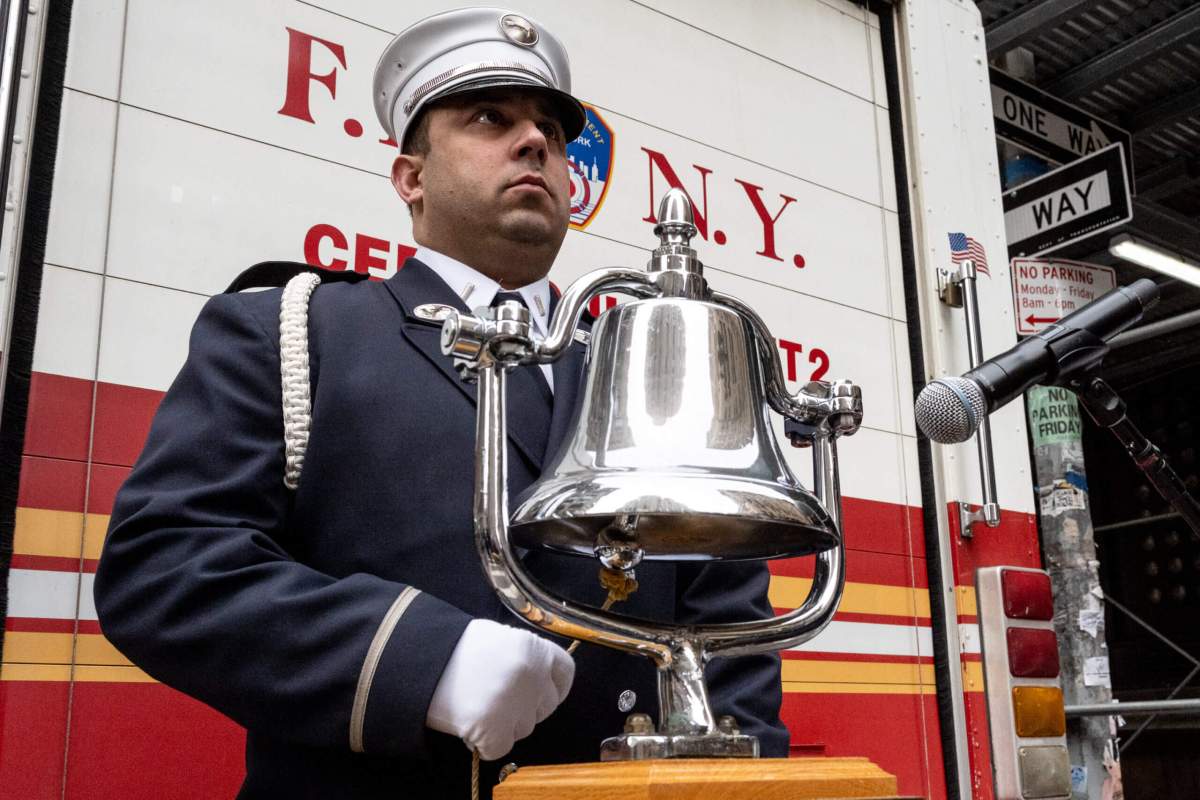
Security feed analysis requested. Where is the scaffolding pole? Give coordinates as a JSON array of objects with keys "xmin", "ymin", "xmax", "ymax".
[{"xmin": 1066, "ymin": 699, "xmax": 1200, "ymax": 718}]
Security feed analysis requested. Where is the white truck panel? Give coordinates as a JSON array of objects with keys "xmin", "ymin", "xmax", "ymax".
[
  {"xmin": 30, "ymin": 265, "xmax": 102, "ymax": 380},
  {"xmin": 899, "ymin": 0, "xmax": 1035, "ymax": 515},
  {"xmin": 116, "ymin": 0, "xmax": 887, "ymax": 206},
  {"xmin": 4, "ymin": 4, "xmax": 978, "ymax": 798},
  {"xmin": 44, "ymin": 90, "xmax": 116, "ymax": 274},
  {"xmin": 62, "ymin": 0, "xmax": 124, "ymax": 100},
  {"xmin": 634, "ymin": 0, "xmax": 879, "ymax": 103}
]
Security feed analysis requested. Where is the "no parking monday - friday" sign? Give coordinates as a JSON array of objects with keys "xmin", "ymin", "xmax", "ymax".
[{"xmin": 1010, "ymin": 258, "xmax": 1116, "ymax": 336}]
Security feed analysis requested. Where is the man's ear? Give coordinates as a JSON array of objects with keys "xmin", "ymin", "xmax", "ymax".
[{"xmin": 391, "ymin": 153, "xmax": 423, "ymax": 209}]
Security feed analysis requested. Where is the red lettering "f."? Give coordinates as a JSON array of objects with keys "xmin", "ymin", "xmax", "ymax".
[{"xmin": 278, "ymin": 28, "xmax": 347, "ymax": 124}]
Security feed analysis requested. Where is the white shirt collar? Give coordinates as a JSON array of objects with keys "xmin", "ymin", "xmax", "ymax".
[{"xmin": 414, "ymin": 245, "xmax": 552, "ymax": 337}]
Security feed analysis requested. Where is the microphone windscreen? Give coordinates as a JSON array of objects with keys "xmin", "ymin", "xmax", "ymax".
[{"xmin": 915, "ymin": 377, "xmax": 986, "ymax": 444}]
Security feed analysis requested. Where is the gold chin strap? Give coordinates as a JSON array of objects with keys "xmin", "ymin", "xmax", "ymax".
[{"xmin": 471, "ymin": 565, "xmax": 639, "ymax": 798}]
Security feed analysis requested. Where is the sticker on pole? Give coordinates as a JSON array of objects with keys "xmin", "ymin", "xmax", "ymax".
[{"xmin": 1010, "ymin": 258, "xmax": 1116, "ymax": 335}]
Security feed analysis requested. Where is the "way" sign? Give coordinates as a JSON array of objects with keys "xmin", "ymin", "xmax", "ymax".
[
  {"xmin": 1010, "ymin": 258, "xmax": 1116, "ymax": 335},
  {"xmin": 1002, "ymin": 144, "xmax": 1132, "ymax": 259},
  {"xmin": 991, "ymin": 68, "xmax": 1133, "ymax": 182}
]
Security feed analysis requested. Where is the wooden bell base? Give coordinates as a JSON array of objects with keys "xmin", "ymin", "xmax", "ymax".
[{"xmin": 492, "ymin": 756, "xmax": 909, "ymax": 800}]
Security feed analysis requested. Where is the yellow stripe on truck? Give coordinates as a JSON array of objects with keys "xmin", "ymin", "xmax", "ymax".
[
  {"xmin": 2, "ymin": 632, "xmax": 132, "ymax": 666},
  {"xmin": 783, "ymin": 681, "xmax": 936, "ymax": 695},
  {"xmin": 0, "ymin": 637, "xmax": 969, "ymax": 693},
  {"xmin": 769, "ymin": 575, "xmax": 931, "ymax": 619},
  {"xmin": 13, "ymin": 507, "xmax": 109, "ymax": 560},
  {"xmin": 781, "ymin": 658, "xmax": 935, "ymax": 686},
  {"xmin": 0, "ymin": 663, "xmax": 156, "ymax": 683},
  {"xmin": 956, "ymin": 585, "xmax": 978, "ymax": 617},
  {"xmin": 961, "ymin": 660, "xmax": 985, "ymax": 692}
]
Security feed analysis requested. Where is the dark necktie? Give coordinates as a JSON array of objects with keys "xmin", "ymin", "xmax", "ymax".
[
  {"xmin": 492, "ymin": 291, "xmax": 553, "ymax": 401},
  {"xmin": 489, "ymin": 292, "xmax": 554, "ymax": 465}
]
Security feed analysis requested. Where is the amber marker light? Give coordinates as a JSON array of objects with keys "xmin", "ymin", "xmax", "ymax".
[{"xmin": 1012, "ymin": 686, "xmax": 1066, "ymax": 738}]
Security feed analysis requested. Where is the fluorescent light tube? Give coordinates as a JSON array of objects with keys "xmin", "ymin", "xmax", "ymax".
[{"xmin": 1109, "ymin": 234, "xmax": 1200, "ymax": 290}]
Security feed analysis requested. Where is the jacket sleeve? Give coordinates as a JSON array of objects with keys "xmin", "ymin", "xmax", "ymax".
[
  {"xmin": 93, "ymin": 291, "xmax": 472, "ymax": 758},
  {"xmin": 675, "ymin": 561, "xmax": 791, "ymax": 757}
]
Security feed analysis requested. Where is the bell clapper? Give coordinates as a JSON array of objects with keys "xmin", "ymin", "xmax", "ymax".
[
  {"xmin": 598, "ymin": 565, "xmax": 639, "ymax": 605},
  {"xmin": 570, "ymin": 517, "xmax": 642, "ymax": 655},
  {"xmin": 567, "ymin": 562, "xmax": 639, "ymax": 655},
  {"xmin": 565, "ymin": 576, "xmax": 634, "ymax": 654}
]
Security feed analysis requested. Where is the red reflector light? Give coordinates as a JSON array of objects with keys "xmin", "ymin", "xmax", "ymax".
[
  {"xmin": 1001, "ymin": 570, "xmax": 1054, "ymax": 620},
  {"xmin": 1006, "ymin": 627, "xmax": 1060, "ymax": 678}
]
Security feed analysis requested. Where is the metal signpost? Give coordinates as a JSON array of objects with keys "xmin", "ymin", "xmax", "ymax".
[
  {"xmin": 1003, "ymin": 144, "xmax": 1133, "ymax": 259},
  {"xmin": 1010, "ymin": 258, "xmax": 1116, "ymax": 336}
]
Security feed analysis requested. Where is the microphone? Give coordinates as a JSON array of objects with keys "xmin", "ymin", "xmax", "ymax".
[{"xmin": 916, "ymin": 278, "xmax": 1159, "ymax": 444}]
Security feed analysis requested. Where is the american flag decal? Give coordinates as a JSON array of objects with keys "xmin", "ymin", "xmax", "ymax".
[{"xmin": 948, "ymin": 232, "xmax": 991, "ymax": 276}]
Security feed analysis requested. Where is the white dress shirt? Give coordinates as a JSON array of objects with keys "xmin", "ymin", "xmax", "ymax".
[{"xmin": 413, "ymin": 246, "xmax": 555, "ymax": 392}]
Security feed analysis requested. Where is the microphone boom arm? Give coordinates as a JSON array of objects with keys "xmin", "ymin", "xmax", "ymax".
[{"xmin": 1072, "ymin": 375, "xmax": 1200, "ymax": 541}]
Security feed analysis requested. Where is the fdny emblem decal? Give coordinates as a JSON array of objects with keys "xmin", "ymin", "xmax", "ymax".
[{"xmin": 567, "ymin": 104, "xmax": 614, "ymax": 230}]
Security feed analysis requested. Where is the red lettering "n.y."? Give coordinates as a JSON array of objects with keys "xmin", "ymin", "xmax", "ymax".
[
  {"xmin": 641, "ymin": 148, "xmax": 712, "ymax": 239},
  {"xmin": 735, "ymin": 179, "xmax": 796, "ymax": 262}
]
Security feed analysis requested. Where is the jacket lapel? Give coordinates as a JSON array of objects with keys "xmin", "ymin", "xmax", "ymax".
[
  {"xmin": 386, "ymin": 259, "xmax": 475, "ymax": 401},
  {"xmin": 384, "ymin": 258, "xmax": 546, "ymax": 470}
]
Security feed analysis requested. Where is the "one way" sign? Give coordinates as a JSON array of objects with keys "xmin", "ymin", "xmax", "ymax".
[
  {"xmin": 1002, "ymin": 144, "xmax": 1132, "ymax": 259},
  {"xmin": 991, "ymin": 68, "xmax": 1133, "ymax": 183}
]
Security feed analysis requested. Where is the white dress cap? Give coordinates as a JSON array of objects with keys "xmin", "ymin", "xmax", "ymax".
[{"xmin": 373, "ymin": 7, "xmax": 586, "ymax": 150}]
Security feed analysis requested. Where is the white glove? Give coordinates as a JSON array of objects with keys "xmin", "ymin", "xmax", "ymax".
[{"xmin": 425, "ymin": 619, "xmax": 574, "ymax": 761}]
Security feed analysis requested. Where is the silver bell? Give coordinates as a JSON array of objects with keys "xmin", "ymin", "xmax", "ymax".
[{"xmin": 509, "ymin": 192, "xmax": 838, "ymax": 561}]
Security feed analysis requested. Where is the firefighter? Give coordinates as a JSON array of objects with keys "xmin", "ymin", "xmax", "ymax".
[{"xmin": 93, "ymin": 8, "xmax": 787, "ymax": 797}]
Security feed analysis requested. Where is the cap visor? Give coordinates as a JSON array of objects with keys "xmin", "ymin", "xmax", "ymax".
[{"xmin": 430, "ymin": 77, "xmax": 587, "ymax": 142}]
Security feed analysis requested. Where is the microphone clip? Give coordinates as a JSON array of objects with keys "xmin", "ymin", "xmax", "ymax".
[{"xmin": 1039, "ymin": 325, "xmax": 1110, "ymax": 389}]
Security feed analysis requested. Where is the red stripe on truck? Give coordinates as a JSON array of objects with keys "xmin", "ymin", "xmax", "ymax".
[{"xmin": 782, "ymin": 691, "xmax": 947, "ymax": 800}]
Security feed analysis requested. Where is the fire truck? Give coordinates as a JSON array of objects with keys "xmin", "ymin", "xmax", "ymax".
[{"xmin": 0, "ymin": 1, "xmax": 1067, "ymax": 797}]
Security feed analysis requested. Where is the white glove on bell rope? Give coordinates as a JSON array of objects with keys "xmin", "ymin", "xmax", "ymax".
[{"xmin": 425, "ymin": 619, "xmax": 575, "ymax": 761}]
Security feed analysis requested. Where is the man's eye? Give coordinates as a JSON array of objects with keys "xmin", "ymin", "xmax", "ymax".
[
  {"xmin": 475, "ymin": 109, "xmax": 504, "ymax": 124},
  {"xmin": 539, "ymin": 122, "xmax": 563, "ymax": 141}
]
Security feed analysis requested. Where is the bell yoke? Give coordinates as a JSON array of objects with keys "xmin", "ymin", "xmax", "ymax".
[{"xmin": 440, "ymin": 188, "xmax": 865, "ymax": 760}]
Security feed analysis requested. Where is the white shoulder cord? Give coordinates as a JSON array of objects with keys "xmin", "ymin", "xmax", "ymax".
[{"xmin": 279, "ymin": 272, "xmax": 322, "ymax": 490}]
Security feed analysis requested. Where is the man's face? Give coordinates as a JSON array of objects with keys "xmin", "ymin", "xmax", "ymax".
[{"xmin": 414, "ymin": 89, "xmax": 572, "ymax": 255}]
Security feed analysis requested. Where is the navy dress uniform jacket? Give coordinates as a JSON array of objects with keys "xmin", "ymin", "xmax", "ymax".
[{"xmin": 93, "ymin": 258, "xmax": 789, "ymax": 799}]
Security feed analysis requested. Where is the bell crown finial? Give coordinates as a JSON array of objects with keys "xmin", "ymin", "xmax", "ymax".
[{"xmin": 653, "ymin": 188, "xmax": 696, "ymax": 246}]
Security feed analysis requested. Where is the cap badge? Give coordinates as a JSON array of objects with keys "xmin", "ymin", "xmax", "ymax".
[{"xmin": 499, "ymin": 14, "xmax": 538, "ymax": 47}]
